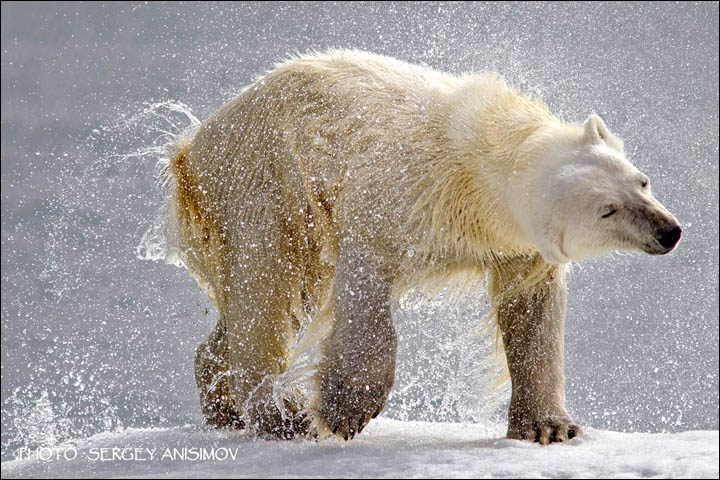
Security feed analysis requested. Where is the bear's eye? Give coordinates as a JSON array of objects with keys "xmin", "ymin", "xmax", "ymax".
[
  {"xmin": 601, "ymin": 209, "xmax": 617, "ymax": 219},
  {"xmin": 641, "ymin": 179, "xmax": 649, "ymax": 189}
]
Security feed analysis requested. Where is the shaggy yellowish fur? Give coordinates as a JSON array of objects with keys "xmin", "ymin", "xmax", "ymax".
[{"xmin": 161, "ymin": 49, "xmax": 680, "ymax": 443}]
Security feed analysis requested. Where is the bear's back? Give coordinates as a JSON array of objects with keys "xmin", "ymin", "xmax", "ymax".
[{"xmin": 271, "ymin": 49, "xmax": 459, "ymax": 101}]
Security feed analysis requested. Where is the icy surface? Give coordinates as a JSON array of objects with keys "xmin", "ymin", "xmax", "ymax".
[{"xmin": 2, "ymin": 419, "xmax": 718, "ymax": 479}]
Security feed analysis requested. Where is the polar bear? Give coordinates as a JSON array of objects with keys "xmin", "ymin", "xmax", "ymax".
[{"xmin": 160, "ymin": 50, "xmax": 681, "ymax": 444}]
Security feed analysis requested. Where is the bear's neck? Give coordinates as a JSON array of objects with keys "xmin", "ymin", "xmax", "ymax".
[{"xmin": 406, "ymin": 75, "xmax": 561, "ymax": 267}]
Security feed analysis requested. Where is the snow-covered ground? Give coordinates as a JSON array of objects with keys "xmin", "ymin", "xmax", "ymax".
[{"xmin": 2, "ymin": 419, "xmax": 717, "ymax": 479}]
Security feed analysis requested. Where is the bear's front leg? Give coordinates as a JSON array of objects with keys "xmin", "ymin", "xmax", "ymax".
[
  {"xmin": 490, "ymin": 257, "xmax": 583, "ymax": 445},
  {"xmin": 317, "ymin": 251, "xmax": 397, "ymax": 440}
]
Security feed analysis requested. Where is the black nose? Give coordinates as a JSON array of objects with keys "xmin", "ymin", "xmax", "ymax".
[{"xmin": 659, "ymin": 225, "xmax": 682, "ymax": 250}]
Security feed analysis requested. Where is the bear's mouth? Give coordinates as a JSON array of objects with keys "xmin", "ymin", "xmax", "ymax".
[
  {"xmin": 644, "ymin": 240, "xmax": 676, "ymax": 256},
  {"xmin": 644, "ymin": 242, "xmax": 662, "ymax": 255}
]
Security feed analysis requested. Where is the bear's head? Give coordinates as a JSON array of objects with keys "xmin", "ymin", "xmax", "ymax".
[{"xmin": 518, "ymin": 114, "xmax": 681, "ymax": 264}]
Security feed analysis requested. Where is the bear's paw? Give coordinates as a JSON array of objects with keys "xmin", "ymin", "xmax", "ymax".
[
  {"xmin": 508, "ymin": 415, "xmax": 583, "ymax": 445},
  {"xmin": 317, "ymin": 374, "xmax": 392, "ymax": 441}
]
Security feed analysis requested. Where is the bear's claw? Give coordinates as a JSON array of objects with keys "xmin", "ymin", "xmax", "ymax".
[
  {"xmin": 318, "ymin": 374, "xmax": 390, "ymax": 441},
  {"xmin": 508, "ymin": 418, "xmax": 583, "ymax": 445}
]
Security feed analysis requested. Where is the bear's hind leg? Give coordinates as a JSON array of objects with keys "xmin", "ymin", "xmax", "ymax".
[
  {"xmin": 194, "ymin": 317, "xmax": 244, "ymax": 429},
  {"xmin": 221, "ymin": 279, "xmax": 313, "ymax": 439},
  {"xmin": 194, "ymin": 289, "xmax": 311, "ymax": 437}
]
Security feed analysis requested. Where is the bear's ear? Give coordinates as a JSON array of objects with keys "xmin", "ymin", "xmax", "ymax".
[{"xmin": 583, "ymin": 114, "xmax": 611, "ymax": 145}]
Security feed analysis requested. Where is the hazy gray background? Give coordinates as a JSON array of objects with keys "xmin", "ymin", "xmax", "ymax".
[{"xmin": 2, "ymin": 1, "xmax": 718, "ymax": 461}]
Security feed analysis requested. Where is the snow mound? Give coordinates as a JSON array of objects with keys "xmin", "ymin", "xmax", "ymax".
[{"xmin": 2, "ymin": 419, "xmax": 718, "ymax": 479}]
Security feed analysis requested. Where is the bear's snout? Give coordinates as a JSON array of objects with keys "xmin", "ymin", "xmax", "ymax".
[{"xmin": 657, "ymin": 224, "xmax": 682, "ymax": 253}]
